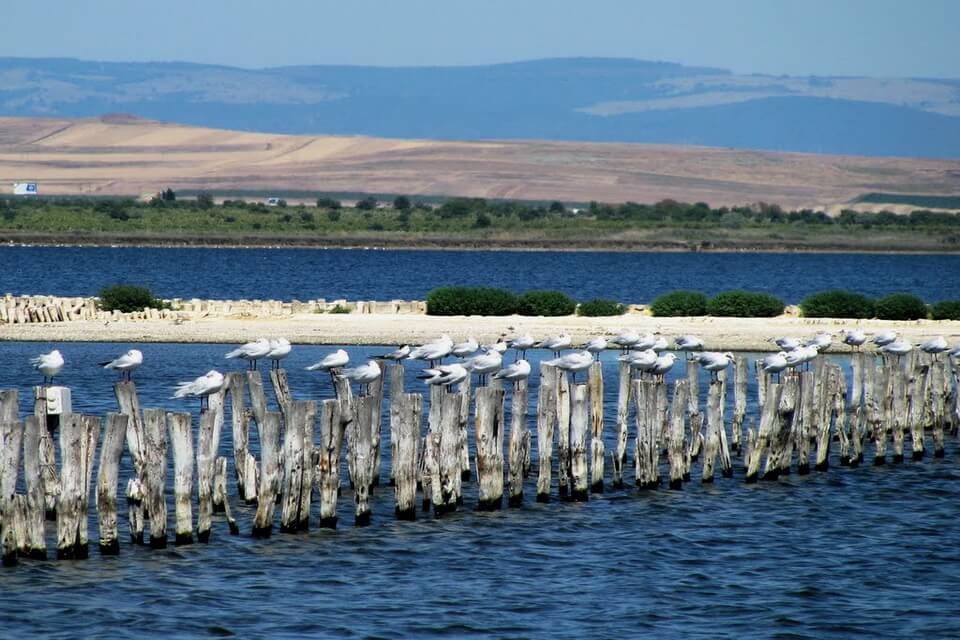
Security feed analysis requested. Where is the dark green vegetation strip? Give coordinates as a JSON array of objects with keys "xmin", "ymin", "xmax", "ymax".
[{"xmin": 854, "ymin": 193, "xmax": 960, "ymax": 209}]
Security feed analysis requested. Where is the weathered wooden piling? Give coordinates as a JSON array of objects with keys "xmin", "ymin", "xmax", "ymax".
[
  {"xmin": 813, "ymin": 365, "xmax": 840, "ymax": 471},
  {"xmin": 556, "ymin": 372, "xmax": 572, "ymax": 498},
  {"xmin": 871, "ymin": 361, "xmax": 889, "ymax": 465},
  {"xmin": 368, "ymin": 367, "xmax": 386, "ymax": 487},
  {"xmin": 213, "ymin": 457, "xmax": 238, "ymax": 535},
  {"xmin": 745, "ymin": 380, "xmax": 781, "ymax": 483},
  {"xmin": 568, "ymin": 384, "xmax": 590, "ymax": 501},
  {"xmin": 269, "ymin": 368, "xmax": 292, "ymax": 416},
  {"xmin": 139, "ymin": 409, "xmax": 166, "ymax": 548},
  {"xmin": 252, "ymin": 411, "xmax": 281, "ymax": 538},
  {"xmin": 350, "ymin": 396, "xmax": 377, "ymax": 525},
  {"xmin": 475, "ymin": 386, "xmax": 506, "ymax": 509},
  {"xmin": 668, "ymin": 380, "xmax": 688, "ymax": 489},
  {"xmin": 458, "ymin": 373, "xmax": 472, "ymax": 482},
  {"xmin": 732, "ymin": 356, "xmax": 747, "ymax": 454},
  {"xmin": 167, "ymin": 411, "xmax": 194, "ymax": 546},
  {"xmin": 1, "ymin": 420, "xmax": 23, "ymax": 566},
  {"xmin": 34, "ymin": 387, "xmax": 60, "ymax": 519},
  {"xmin": 22, "ymin": 415, "xmax": 47, "ymax": 559},
  {"xmin": 930, "ymin": 359, "xmax": 946, "ymax": 458},
  {"xmin": 388, "ymin": 363, "xmax": 405, "ymax": 486},
  {"xmin": 612, "ymin": 360, "xmax": 630, "ymax": 488},
  {"xmin": 588, "ymin": 362, "xmax": 604, "ymax": 493},
  {"xmin": 432, "ymin": 391, "xmax": 463, "ymax": 516},
  {"xmin": 687, "ymin": 361, "xmax": 702, "ymax": 461},
  {"xmin": 247, "ymin": 370, "xmax": 268, "ymax": 430},
  {"xmin": 196, "ymin": 402, "xmax": 221, "ymax": 542},
  {"xmin": 507, "ymin": 379, "xmax": 529, "ymax": 507},
  {"xmin": 767, "ymin": 374, "xmax": 799, "ymax": 479},
  {"xmin": 225, "ymin": 372, "xmax": 256, "ymax": 503},
  {"xmin": 115, "ymin": 381, "xmax": 146, "ymax": 543},
  {"xmin": 393, "ymin": 392, "xmax": 421, "ymax": 520},
  {"xmin": 536, "ymin": 364, "xmax": 558, "ymax": 501},
  {"xmin": 908, "ymin": 362, "xmax": 928, "ymax": 460},
  {"xmin": 280, "ymin": 400, "xmax": 316, "ymax": 532},
  {"xmin": 701, "ymin": 381, "xmax": 722, "ymax": 483},
  {"xmin": 890, "ymin": 358, "xmax": 908, "ymax": 463},
  {"xmin": 56, "ymin": 415, "xmax": 86, "ymax": 559},
  {"xmin": 316, "ymin": 399, "xmax": 344, "ymax": 528},
  {"xmin": 795, "ymin": 371, "xmax": 814, "ymax": 474},
  {"xmin": 633, "ymin": 379, "xmax": 659, "ymax": 490}
]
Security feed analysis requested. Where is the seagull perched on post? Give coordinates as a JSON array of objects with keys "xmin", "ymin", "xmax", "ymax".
[
  {"xmin": 265, "ymin": 338, "xmax": 291, "ymax": 370},
  {"xmin": 451, "ymin": 337, "xmax": 479, "ymax": 358},
  {"xmin": 918, "ymin": 336, "xmax": 949, "ymax": 357},
  {"xmin": 674, "ymin": 335, "xmax": 704, "ymax": 354},
  {"xmin": 609, "ymin": 330, "xmax": 640, "ymax": 353},
  {"xmin": 306, "ymin": 349, "xmax": 349, "ymax": 380},
  {"xmin": 581, "ymin": 336, "xmax": 608, "ymax": 361},
  {"xmin": 172, "ymin": 370, "xmax": 225, "ymax": 412},
  {"xmin": 225, "ymin": 338, "xmax": 271, "ymax": 370},
  {"xmin": 650, "ymin": 353, "xmax": 677, "ymax": 382},
  {"xmin": 492, "ymin": 359, "xmax": 531, "ymax": 388},
  {"xmin": 379, "ymin": 345, "xmax": 411, "ymax": 361},
  {"xmin": 418, "ymin": 363, "xmax": 468, "ymax": 392},
  {"xmin": 620, "ymin": 348, "xmax": 658, "ymax": 379},
  {"xmin": 698, "ymin": 351, "xmax": 735, "ymax": 381},
  {"xmin": 805, "ymin": 331, "xmax": 833, "ymax": 352},
  {"xmin": 409, "ymin": 335, "xmax": 454, "ymax": 367},
  {"xmin": 546, "ymin": 350, "xmax": 594, "ymax": 383},
  {"xmin": 100, "ymin": 349, "xmax": 143, "ymax": 381},
  {"xmin": 462, "ymin": 349, "xmax": 503, "ymax": 386},
  {"xmin": 872, "ymin": 331, "xmax": 897, "ymax": 348},
  {"xmin": 507, "ymin": 335, "xmax": 536, "ymax": 359},
  {"xmin": 771, "ymin": 336, "xmax": 801, "ymax": 352},
  {"xmin": 761, "ymin": 351, "xmax": 789, "ymax": 381},
  {"xmin": 538, "ymin": 334, "xmax": 572, "ymax": 358},
  {"xmin": 336, "ymin": 360, "xmax": 382, "ymax": 396},
  {"xmin": 841, "ymin": 329, "xmax": 866, "ymax": 350},
  {"xmin": 31, "ymin": 349, "xmax": 64, "ymax": 385}
]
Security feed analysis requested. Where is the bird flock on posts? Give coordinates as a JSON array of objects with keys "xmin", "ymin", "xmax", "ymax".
[{"xmin": 27, "ymin": 329, "xmax": 959, "ymax": 409}]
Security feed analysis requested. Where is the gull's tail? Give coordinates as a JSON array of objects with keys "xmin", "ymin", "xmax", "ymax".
[{"xmin": 224, "ymin": 348, "xmax": 244, "ymax": 359}]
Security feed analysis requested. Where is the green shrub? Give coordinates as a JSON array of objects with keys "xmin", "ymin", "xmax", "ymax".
[
  {"xmin": 577, "ymin": 298, "xmax": 625, "ymax": 317},
  {"xmin": 875, "ymin": 293, "xmax": 928, "ymax": 320},
  {"xmin": 650, "ymin": 290, "xmax": 708, "ymax": 316},
  {"xmin": 516, "ymin": 290, "xmax": 577, "ymax": 316},
  {"xmin": 328, "ymin": 304, "xmax": 352, "ymax": 314},
  {"xmin": 931, "ymin": 300, "xmax": 960, "ymax": 320},
  {"xmin": 426, "ymin": 287, "xmax": 518, "ymax": 316},
  {"xmin": 98, "ymin": 284, "xmax": 165, "ymax": 313},
  {"xmin": 707, "ymin": 290, "xmax": 784, "ymax": 317},
  {"xmin": 800, "ymin": 290, "xmax": 875, "ymax": 318}
]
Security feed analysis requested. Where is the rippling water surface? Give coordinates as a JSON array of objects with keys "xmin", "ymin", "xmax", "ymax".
[
  {"xmin": 2, "ymin": 246, "xmax": 959, "ymax": 302},
  {"xmin": 1, "ymin": 342, "xmax": 958, "ymax": 638}
]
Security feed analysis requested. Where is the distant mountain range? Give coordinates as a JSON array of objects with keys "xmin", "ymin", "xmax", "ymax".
[{"xmin": 1, "ymin": 56, "xmax": 959, "ymax": 158}]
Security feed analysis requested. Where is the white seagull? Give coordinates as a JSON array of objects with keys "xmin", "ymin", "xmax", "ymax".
[
  {"xmin": 784, "ymin": 345, "xmax": 819, "ymax": 369},
  {"xmin": 409, "ymin": 335, "xmax": 454, "ymax": 365},
  {"xmin": 772, "ymin": 336, "xmax": 801, "ymax": 351},
  {"xmin": 463, "ymin": 349, "xmax": 503, "ymax": 385},
  {"xmin": 651, "ymin": 335, "xmax": 669, "ymax": 352},
  {"xmin": 418, "ymin": 363, "xmax": 468, "ymax": 390},
  {"xmin": 265, "ymin": 338, "xmax": 291, "ymax": 369},
  {"xmin": 582, "ymin": 336, "xmax": 608, "ymax": 360},
  {"xmin": 492, "ymin": 359, "xmax": 532, "ymax": 385},
  {"xmin": 761, "ymin": 352, "xmax": 789, "ymax": 379},
  {"xmin": 546, "ymin": 350, "xmax": 595, "ymax": 382},
  {"xmin": 481, "ymin": 337, "xmax": 508, "ymax": 354},
  {"xmin": 609, "ymin": 330, "xmax": 641, "ymax": 352},
  {"xmin": 337, "ymin": 360, "xmax": 382, "ymax": 395},
  {"xmin": 633, "ymin": 332, "xmax": 660, "ymax": 352},
  {"xmin": 698, "ymin": 351, "xmax": 735, "ymax": 379},
  {"xmin": 872, "ymin": 331, "xmax": 897, "ymax": 347},
  {"xmin": 306, "ymin": 349, "xmax": 349, "ymax": 372},
  {"xmin": 918, "ymin": 336, "xmax": 949, "ymax": 355},
  {"xmin": 451, "ymin": 337, "xmax": 479, "ymax": 358},
  {"xmin": 538, "ymin": 334, "xmax": 572, "ymax": 356},
  {"xmin": 225, "ymin": 338, "xmax": 272, "ymax": 370},
  {"xmin": 379, "ymin": 345, "xmax": 411, "ymax": 360},
  {"xmin": 100, "ymin": 349, "xmax": 143, "ymax": 380},
  {"xmin": 620, "ymin": 348, "xmax": 658, "ymax": 377},
  {"xmin": 508, "ymin": 335, "xmax": 536, "ymax": 358},
  {"xmin": 841, "ymin": 329, "xmax": 867, "ymax": 349},
  {"xmin": 31, "ymin": 349, "xmax": 64, "ymax": 384},
  {"xmin": 881, "ymin": 340, "xmax": 913, "ymax": 359},
  {"xmin": 805, "ymin": 331, "xmax": 833, "ymax": 351},
  {"xmin": 675, "ymin": 335, "xmax": 704, "ymax": 352},
  {"xmin": 650, "ymin": 353, "xmax": 677, "ymax": 380},
  {"xmin": 172, "ymin": 370, "xmax": 225, "ymax": 411}
]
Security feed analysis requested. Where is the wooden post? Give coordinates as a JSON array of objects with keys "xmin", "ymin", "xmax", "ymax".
[
  {"xmin": 0, "ymin": 420, "xmax": 23, "ymax": 566},
  {"xmin": 813, "ymin": 366, "xmax": 835, "ymax": 471},
  {"xmin": 633, "ymin": 379, "xmax": 658, "ymax": 489},
  {"xmin": 56, "ymin": 415, "xmax": 85, "ymax": 559},
  {"xmin": 872, "ymin": 361, "xmax": 889, "ymax": 465},
  {"xmin": 668, "ymin": 380, "xmax": 688, "ymax": 489},
  {"xmin": 745, "ymin": 380, "xmax": 781, "ymax": 483},
  {"xmin": 795, "ymin": 371, "xmax": 814, "ymax": 474},
  {"xmin": 35, "ymin": 387, "xmax": 59, "ymax": 518},
  {"xmin": 167, "ymin": 411, "xmax": 193, "ymax": 546},
  {"xmin": 475, "ymin": 386, "xmax": 506, "ymax": 510},
  {"xmin": 247, "ymin": 370, "xmax": 268, "ymax": 432},
  {"xmin": 931, "ymin": 359, "xmax": 946, "ymax": 458},
  {"xmin": 507, "ymin": 379, "xmax": 529, "ymax": 507},
  {"xmin": 316, "ymin": 399, "xmax": 344, "ymax": 528},
  {"xmin": 196, "ymin": 409, "xmax": 217, "ymax": 542},
  {"xmin": 115, "ymin": 381, "xmax": 146, "ymax": 543},
  {"xmin": 536, "ymin": 364, "xmax": 557, "ymax": 501},
  {"xmin": 612, "ymin": 360, "xmax": 630, "ymax": 488},
  {"xmin": 393, "ymin": 392, "xmax": 421, "ymax": 520},
  {"xmin": 334, "ymin": 375, "xmax": 356, "ymax": 488},
  {"xmin": 280, "ymin": 400, "xmax": 315, "ymax": 532},
  {"xmin": 420, "ymin": 385, "xmax": 442, "ymax": 512},
  {"xmin": 433, "ymin": 392, "xmax": 463, "ymax": 516},
  {"xmin": 850, "ymin": 351, "xmax": 865, "ymax": 410},
  {"xmin": 388, "ymin": 363, "xmax": 405, "ymax": 486},
  {"xmin": 269, "ymin": 368, "xmax": 292, "ymax": 417},
  {"xmin": 701, "ymin": 381, "xmax": 722, "ymax": 483},
  {"xmin": 769, "ymin": 374, "xmax": 799, "ymax": 478},
  {"xmin": 566, "ymin": 383, "xmax": 589, "ymax": 501},
  {"xmin": 349, "ymin": 396, "xmax": 377, "ymax": 525},
  {"xmin": 142, "ymin": 408, "xmax": 167, "ymax": 548},
  {"xmin": 890, "ymin": 359, "xmax": 908, "ymax": 463},
  {"xmin": 555, "ymin": 371, "xmax": 571, "ymax": 498},
  {"xmin": 252, "ymin": 411, "xmax": 281, "ymax": 538},
  {"xmin": 732, "ymin": 356, "xmax": 747, "ymax": 454},
  {"xmin": 213, "ymin": 457, "xmax": 238, "ymax": 535},
  {"xmin": 224, "ymin": 372, "xmax": 253, "ymax": 501},
  {"xmin": 588, "ymin": 362, "xmax": 604, "ymax": 493},
  {"xmin": 908, "ymin": 363, "xmax": 927, "ymax": 460},
  {"xmin": 22, "ymin": 415, "xmax": 47, "ymax": 559},
  {"xmin": 687, "ymin": 360, "xmax": 702, "ymax": 461},
  {"xmin": 369, "ymin": 366, "xmax": 386, "ymax": 487},
  {"xmin": 458, "ymin": 372, "xmax": 472, "ymax": 482}
]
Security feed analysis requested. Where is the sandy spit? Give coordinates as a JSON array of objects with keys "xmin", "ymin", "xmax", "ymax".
[{"xmin": 1, "ymin": 313, "xmax": 958, "ymax": 352}]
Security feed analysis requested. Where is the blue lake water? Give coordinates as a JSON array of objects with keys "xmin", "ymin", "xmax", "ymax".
[
  {"xmin": 1, "ymin": 245, "xmax": 959, "ymax": 302},
  {"xmin": 1, "ymin": 341, "xmax": 958, "ymax": 638}
]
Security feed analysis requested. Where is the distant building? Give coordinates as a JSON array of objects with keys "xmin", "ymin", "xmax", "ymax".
[
  {"xmin": 265, "ymin": 197, "xmax": 280, "ymax": 207},
  {"xmin": 13, "ymin": 182, "xmax": 38, "ymax": 195}
]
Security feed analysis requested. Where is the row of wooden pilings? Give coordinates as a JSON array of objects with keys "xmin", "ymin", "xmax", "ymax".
[{"xmin": 0, "ymin": 348, "xmax": 957, "ymax": 565}]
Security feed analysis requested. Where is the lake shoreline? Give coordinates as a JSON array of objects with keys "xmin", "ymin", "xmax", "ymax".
[
  {"xmin": 2, "ymin": 231, "xmax": 959, "ymax": 254},
  {"xmin": 2, "ymin": 312, "xmax": 957, "ymax": 351}
]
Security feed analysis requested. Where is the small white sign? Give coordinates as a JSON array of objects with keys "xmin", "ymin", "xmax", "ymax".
[{"xmin": 13, "ymin": 182, "xmax": 38, "ymax": 195}]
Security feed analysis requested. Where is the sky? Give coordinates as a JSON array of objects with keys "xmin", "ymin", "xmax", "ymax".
[{"xmin": 3, "ymin": 0, "xmax": 958, "ymax": 77}]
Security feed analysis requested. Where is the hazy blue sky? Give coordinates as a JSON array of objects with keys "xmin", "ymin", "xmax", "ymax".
[{"xmin": 4, "ymin": 0, "xmax": 958, "ymax": 77}]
